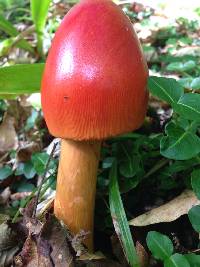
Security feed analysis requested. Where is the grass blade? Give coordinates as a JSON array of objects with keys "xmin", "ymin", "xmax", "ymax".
[
  {"xmin": 30, "ymin": 0, "xmax": 51, "ymax": 55},
  {"xmin": 0, "ymin": 14, "xmax": 34, "ymax": 53},
  {"xmin": 0, "ymin": 64, "xmax": 44, "ymax": 94},
  {"xmin": 109, "ymin": 161, "xmax": 140, "ymax": 267}
]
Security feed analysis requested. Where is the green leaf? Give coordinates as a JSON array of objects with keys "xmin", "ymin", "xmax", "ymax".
[
  {"xmin": 102, "ymin": 157, "xmax": 115, "ymax": 169},
  {"xmin": 31, "ymin": 0, "xmax": 51, "ymax": 55},
  {"xmin": 146, "ymin": 231, "xmax": 173, "ymax": 261},
  {"xmin": 164, "ymin": 253, "xmax": 190, "ymax": 267},
  {"xmin": 0, "ymin": 14, "xmax": 33, "ymax": 53},
  {"xmin": 16, "ymin": 181, "xmax": 35, "ymax": 192},
  {"xmin": 178, "ymin": 78, "xmax": 193, "ymax": 89},
  {"xmin": 109, "ymin": 161, "xmax": 139, "ymax": 267},
  {"xmin": 0, "ymin": 166, "xmax": 12, "ymax": 180},
  {"xmin": 31, "ymin": 152, "xmax": 48, "ymax": 175},
  {"xmin": 160, "ymin": 122, "xmax": 200, "ymax": 160},
  {"xmin": 188, "ymin": 205, "xmax": 200, "ymax": 232},
  {"xmin": 174, "ymin": 93, "xmax": 200, "ymax": 121},
  {"xmin": 191, "ymin": 169, "xmax": 200, "ymax": 199},
  {"xmin": 0, "ymin": 64, "xmax": 44, "ymax": 94},
  {"xmin": 119, "ymin": 155, "xmax": 140, "ymax": 178},
  {"xmin": 191, "ymin": 77, "xmax": 200, "ymax": 90},
  {"xmin": 23, "ymin": 161, "xmax": 36, "ymax": 179},
  {"xmin": 148, "ymin": 76, "xmax": 184, "ymax": 105},
  {"xmin": 185, "ymin": 253, "xmax": 200, "ymax": 267},
  {"xmin": 166, "ymin": 60, "xmax": 196, "ymax": 72}
]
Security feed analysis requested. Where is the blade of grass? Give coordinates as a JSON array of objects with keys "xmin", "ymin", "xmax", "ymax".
[
  {"xmin": 0, "ymin": 63, "xmax": 44, "ymax": 94},
  {"xmin": 0, "ymin": 14, "xmax": 34, "ymax": 53},
  {"xmin": 109, "ymin": 161, "xmax": 140, "ymax": 267},
  {"xmin": 30, "ymin": 0, "xmax": 51, "ymax": 56}
]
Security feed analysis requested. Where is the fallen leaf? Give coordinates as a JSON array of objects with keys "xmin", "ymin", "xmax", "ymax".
[
  {"xmin": 0, "ymin": 215, "xmax": 19, "ymax": 267},
  {"xmin": 0, "ymin": 187, "xmax": 11, "ymax": 205},
  {"xmin": 129, "ymin": 190, "xmax": 200, "ymax": 226},
  {"xmin": 14, "ymin": 199, "xmax": 74, "ymax": 267},
  {"xmin": 10, "ymin": 192, "xmax": 31, "ymax": 201},
  {"xmin": 17, "ymin": 142, "xmax": 40, "ymax": 162},
  {"xmin": 0, "ymin": 115, "xmax": 18, "ymax": 155},
  {"xmin": 42, "ymin": 215, "xmax": 74, "ymax": 267},
  {"xmin": 136, "ymin": 241, "xmax": 149, "ymax": 267},
  {"xmin": 15, "ymin": 235, "xmax": 53, "ymax": 267}
]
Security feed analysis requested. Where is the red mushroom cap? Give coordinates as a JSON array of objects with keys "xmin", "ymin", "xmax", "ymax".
[{"xmin": 41, "ymin": 0, "xmax": 148, "ymax": 140}]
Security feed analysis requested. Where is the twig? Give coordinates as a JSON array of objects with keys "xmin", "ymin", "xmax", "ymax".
[
  {"xmin": 32, "ymin": 142, "xmax": 58, "ymax": 219},
  {"xmin": 12, "ymin": 25, "xmax": 35, "ymax": 47}
]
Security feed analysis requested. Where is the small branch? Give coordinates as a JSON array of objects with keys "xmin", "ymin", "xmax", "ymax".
[{"xmin": 32, "ymin": 141, "xmax": 58, "ymax": 219}]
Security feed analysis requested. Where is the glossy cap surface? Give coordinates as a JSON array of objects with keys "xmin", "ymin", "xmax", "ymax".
[{"xmin": 41, "ymin": 0, "xmax": 148, "ymax": 140}]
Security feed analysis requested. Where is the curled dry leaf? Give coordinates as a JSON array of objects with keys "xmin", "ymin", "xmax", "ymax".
[
  {"xmin": 0, "ymin": 115, "xmax": 18, "ymax": 155},
  {"xmin": 129, "ymin": 190, "xmax": 200, "ymax": 226}
]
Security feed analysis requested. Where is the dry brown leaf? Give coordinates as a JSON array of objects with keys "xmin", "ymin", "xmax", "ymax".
[
  {"xmin": 14, "ymin": 200, "xmax": 74, "ymax": 267},
  {"xmin": 0, "ymin": 115, "xmax": 18, "ymax": 155},
  {"xmin": 0, "ymin": 187, "xmax": 11, "ymax": 205},
  {"xmin": 17, "ymin": 142, "xmax": 40, "ymax": 162},
  {"xmin": 0, "ymin": 217, "xmax": 19, "ymax": 267},
  {"xmin": 129, "ymin": 190, "xmax": 199, "ymax": 226},
  {"xmin": 42, "ymin": 215, "xmax": 74, "ymax": 267},
  {"xmin": 14, "ymin": 235, "xmax": 53, "ymax": 267},
  {"xmin": 136, "ymin": 241, "xmax": 149, "ymax": 267}
]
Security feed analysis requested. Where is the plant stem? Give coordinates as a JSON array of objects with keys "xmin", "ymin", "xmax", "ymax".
[{"xmin": 32, "ymin": 141, "xmax": 58, "ymax": 219}]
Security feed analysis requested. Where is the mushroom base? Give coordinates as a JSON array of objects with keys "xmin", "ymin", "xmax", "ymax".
[{"xmin": 54, "ymin": 139, "xmax": 101, "ymax": 251}]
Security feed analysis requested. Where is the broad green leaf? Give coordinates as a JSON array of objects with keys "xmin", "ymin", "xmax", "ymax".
[
  {"xmin": 148, "ymin": 76, "xmax": 184, "ymax": 105},
  {"xmin": 160, "ymin": 122, "xmax": 200, "ymax": 160},
  {"xmin": 0, "ymin": 166, "xmax": 12, "ymax": 180},
  {"xmin": 166, "ymin": 60, "xmax": 196, "ymax": 72},
  {"xmin": 23, "ymin": 161, "xmax": 36, "ymax": 179},
  {"xmin": 146, "ymin": 231, "xmax": 173, "ymax": 261},
  {"xmin": 178, "ymin": 77, "xmax": 193, "ymax": 89},
  {"xmin": 174, "ymin": 93, "xmax": 200, "ymax": 121},
  {"xmin": 188, "ymin": 205, "xmax": 200, "ymax": 232},
  {"xmin": 31, "ymin": 0, "xmax": 51, "ymax": 55},
  {"xmin": 191, "ymin": 169, "xmax": 200, "ymax": 199},
  {"xmin": 31, "ymin": 152, "xmax": 49, "ymax": 175},
  {"xmin": 191, "ymin": 77, "xmax": 200, "ymax": 90},
  {"xmin": 0, "ymin": 14, "xmax": 33, "ymax": 53},
  {"xmin": 164, "ymin": 253, "xmax": 190, "ymax": 267},
  {"xmin": 16, "ymin": 181, "xmax": 35, "ymax": 192},
  {"xmin": 178, "ymin": 77, "xmax": 200, "ymax": 90},
  {"xmin": 0, "ymin": 64, "xmax": 44, "ymax": 94},
  {"xmin": 109, "ymin": 161, "xmax": 139, "ymax": 267},
  {"xmin": 185, "ymin": 253, "xmax": 200, "ymax": 267}
]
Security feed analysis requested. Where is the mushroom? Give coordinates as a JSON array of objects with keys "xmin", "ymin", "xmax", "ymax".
[{"xmin": 41, "ymin": 0, "xmax": 148, "ymax": 251}]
